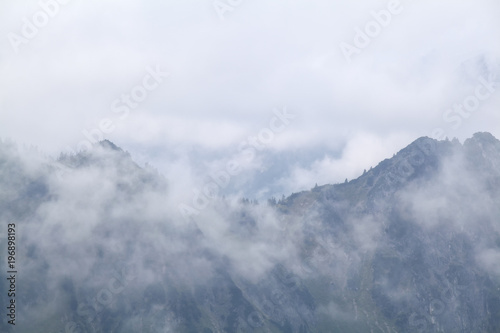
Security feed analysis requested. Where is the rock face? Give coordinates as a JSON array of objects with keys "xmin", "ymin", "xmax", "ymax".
[{"xmin": 1, "ymin": 133, "xmax": 500, "ymax": 333}]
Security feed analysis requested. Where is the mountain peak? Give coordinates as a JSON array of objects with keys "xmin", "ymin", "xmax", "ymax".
[
  {"xmin": 98, "ymin": 139, "xmax": 123, "ymax": 152},
  {"xmin": 58, "ymin": 139, "xmax": 132, "ymax": 170},
  {"xmin": 284, "ymin": 132, "xmax": 499, "ymax": 212},
  {"xmin": 466, "ymin": 131, "xmax": 500, "ymax": 146}
]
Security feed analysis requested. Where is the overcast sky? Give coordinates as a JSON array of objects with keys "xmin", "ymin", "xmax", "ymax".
[{"xmin": 1, "ymin": 0, "xmax": 499, "ymax": 198}]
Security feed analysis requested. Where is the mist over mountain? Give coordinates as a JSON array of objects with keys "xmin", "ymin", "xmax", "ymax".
[{"xmin": 1, "ymin": 133, "xmax": 500, "ymax": 333}]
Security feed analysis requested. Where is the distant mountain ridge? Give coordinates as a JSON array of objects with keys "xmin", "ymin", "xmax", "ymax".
[
  {"xmin": 1, "ymin": 133, "xmax": 499, "ymax": 332},
  {"xmin": 282, "ymin": 132, "xmax": 500, "ymax": 207}
]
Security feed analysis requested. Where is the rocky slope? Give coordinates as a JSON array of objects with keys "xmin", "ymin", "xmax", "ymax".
[{"xmin": 1, "ymin": 133, "xmax": 499, "ymax": 332}]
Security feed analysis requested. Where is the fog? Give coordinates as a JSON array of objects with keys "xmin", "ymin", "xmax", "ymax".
[{"xmin": 1, "ymin": 133, "xmax": 498, "ymax": 331}]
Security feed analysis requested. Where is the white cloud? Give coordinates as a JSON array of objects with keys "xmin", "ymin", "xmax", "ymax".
[{"xmin": 0, "ymin": 0, "xmax": 499, "ymax": 196}]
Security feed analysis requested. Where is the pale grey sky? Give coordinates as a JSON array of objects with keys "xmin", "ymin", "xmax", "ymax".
[{"xmin": 1, "ymin": 0, "xmax": 499, "ymax": 198}]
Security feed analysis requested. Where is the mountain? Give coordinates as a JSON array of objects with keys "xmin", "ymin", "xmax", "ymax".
[{"xmin": 1, "ymin": 133, "xmax": 499, "ymax": 332}]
